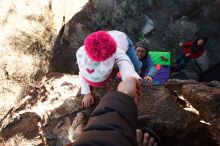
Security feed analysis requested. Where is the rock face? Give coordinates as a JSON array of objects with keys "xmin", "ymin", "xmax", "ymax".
[
  {"xmin": 180, "ymin": 82, "xmax": 220, "ymax": 143},
  {"xmin": 0, "ymin": 73, "xmax": 83, "ymax": 146},
  {"xmin": 0, "ymin": 0, "xmax": 88, "ymax": 122},
  {"xmin": 0, "ymin": 0, "xmax": 54, "ymax": 121},
  {"xmin": 0, "ymin": 74, "xmax": 219, "ymax": 146}
]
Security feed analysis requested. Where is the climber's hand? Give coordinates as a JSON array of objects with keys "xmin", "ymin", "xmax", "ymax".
[{"xmin": 117, "ymin": 77, "xmax": 141, "ymax": 104}]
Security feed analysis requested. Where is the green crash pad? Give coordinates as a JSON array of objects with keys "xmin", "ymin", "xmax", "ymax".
[{"xmin": 148, "ymin": 51, "xmax": 171, "ymax": 65}]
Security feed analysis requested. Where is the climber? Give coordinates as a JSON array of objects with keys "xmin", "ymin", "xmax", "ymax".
[
  {"xmin": 135, "ymin": 39, "xmax": 157, "ymax": 84},
  {"xmin": 173, "ymin": 37, "xmax": 208, "ymax": 71},
  {"xmin": 76, "ymin": 30, "xmax": 142, "ymax": 108}
]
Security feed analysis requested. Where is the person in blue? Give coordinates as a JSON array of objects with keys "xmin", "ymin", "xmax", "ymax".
[
  {"xmin": 135, "ymin": 40, "xmax": 157, "ymax": 84},
  {"xmin": 126, "ymin": 37, "xmax": 143, "ymax": 73}
]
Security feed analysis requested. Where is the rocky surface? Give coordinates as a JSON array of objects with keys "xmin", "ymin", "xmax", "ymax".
[
  {"xmin": 0, "ymin": 73, "xmax": 83, "ymax": 146},
  {"xmin": 0, "ymin": 0, "xmax": 88, "ymax": 122},
  {"xmin": 0, "ymin": 73, "xmax": 219, "ymax": 146},
  {"xmin": 181, "ymin": 82, "xmax": 220, "ymax": 143}
]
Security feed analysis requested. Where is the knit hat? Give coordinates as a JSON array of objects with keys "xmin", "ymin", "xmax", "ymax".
[
  {"xmin": 135, "ymin": 39, "xmax": 149, "ymax": 53},
  {"xmin": 84, "ymin": 31, "xmax": 117, "ymax": 62},
  {"xmin": 76, "ymin": 31, "xmax": 117, "ymax": 87}
]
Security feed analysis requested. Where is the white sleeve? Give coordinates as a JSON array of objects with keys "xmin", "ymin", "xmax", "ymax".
[
  {"xmin": 79, "ymin": 72, "xmax": 91, "ymax": 94},
  {"xmin": 115, "ymin": 49, "xmax": 141, "ymax": 80}
]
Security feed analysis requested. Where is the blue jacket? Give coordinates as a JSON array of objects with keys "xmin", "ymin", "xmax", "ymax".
[{"xmin": 141, "ymin": 55, "xmax": 157, "ymax": 78}]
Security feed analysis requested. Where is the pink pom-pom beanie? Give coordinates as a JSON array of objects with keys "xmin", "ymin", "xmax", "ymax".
[
  {"xmin": 76, "ymin": 31, "xmax": 117, "ymax": 87},
  {"xmin": 84, "ymin": 31, "xmax": 117, "ymax": 62}
]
